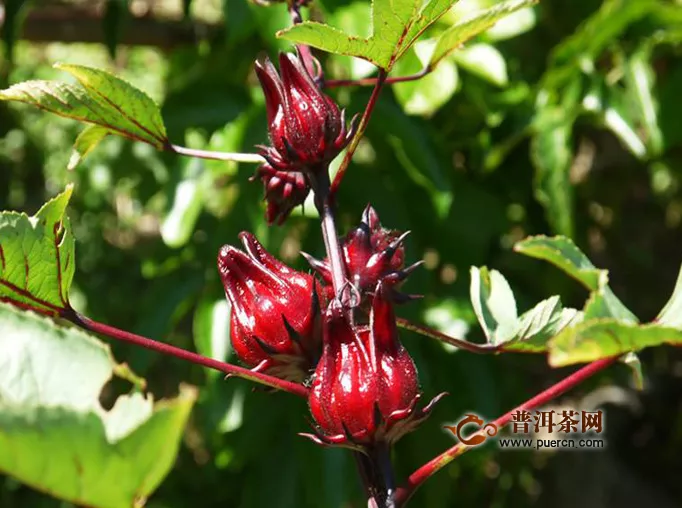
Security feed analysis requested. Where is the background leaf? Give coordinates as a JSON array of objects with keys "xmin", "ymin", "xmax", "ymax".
[{"xmin": 0, "ymin": 303, "xmax": 196, "ymax": 508}]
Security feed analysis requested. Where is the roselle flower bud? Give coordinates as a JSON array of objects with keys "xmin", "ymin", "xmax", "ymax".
[
  {"xmin": 255, "ymin": 52, "xmax": 356, "ymax": 173},
  {"xmin": 304, "ymin": 205, "xmax": 422, "ymax": 305},
  {"xmin": 218, "ymin": 232, "xmax": 322, "ymax": 382},
  {"xmin": 304, "ymin": 284, "xmax": 444, "ymax": 447},
  {"xmin": 252, "ymin": 163, "xmax": 310, "ymax": 225}
]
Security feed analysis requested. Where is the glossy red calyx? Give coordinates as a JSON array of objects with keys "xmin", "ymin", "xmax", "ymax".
[
  {"xmin": 254, "ymin": 52, "xmax": 357, "ymax": 174},
  {"xmin": 218, "ymin": 232, "xmax": 322, "ymax": 382},
  {"xmin": 252, "ymin": 163, "xmax": 310, "ymax": 225},
  {"xmin": 304, "ymin": 204, "xmax": 423, "ymax": 306},
  {"xmin": 304, "ymin": 284, "xmax": 445, "ymax": 448}
]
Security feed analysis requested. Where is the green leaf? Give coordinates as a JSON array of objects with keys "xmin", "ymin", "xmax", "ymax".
[
  {"xmin": 451, "ymin": 43, "xmax": 508, "ymax": 87},
  {"xmin": 502, "ymin": 296, "xmax": 583, "ymax": 352},
  {"xmin": 430, "ymin": 0, "xmax": 537, "ymax": 67},
  {"xmin": 530, "ymin": 108, "xmax": 574, "ymax": 237},
  {"xmin": 469, "ymin": 266, "xmax": 518, "ymax": 344},
  {"xmin": 622, "ymin": 352, "xmax": 644, "ymax": 390},
  {"xmin": 0, "ymin": 63, "xmax": 168, "ymax": 150},
  {"xmin": 514, "ymin": 235, "xmax": 638, "ymax": 323},
  {"xmin": 193, "ymin": 297, "xmax": 232, "ymax": 379},
  {"xmin": 656, "ymin": 262, "xmax": 682, "ymax": 328},
  {"xmin": 392, "ymin": 42, "xmax": 459, "ymax": 116},
  {"xmin": 278, "ymin": 0, "xmax": 457, "ymax": 69},
  {"xmin": 68, "ymin": 125, "xmax": 112, "ymax": 170},
  {"xmin": 0, "ymin": 186, "xmax": 75, "ymax": 314},
  {"xmin": 0, "ymin": 303, "xmax": 197, "ymax": 508},
  {"xmin": 549, "ymin": 319, "xmax": 682, "ymax": 367},
  {"xmin": 624, "ymin": 47, "xmax": 663, "ymax": 157}
]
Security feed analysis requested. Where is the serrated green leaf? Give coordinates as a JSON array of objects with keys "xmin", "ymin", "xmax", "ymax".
[
  {"xmin": 515, "ymin": 235, "xmax": 638, "ymax": 323},
  {"xmin": 549, "ymin": 319, "xmax": 682, "ymax": 367},
  {"xmin": 656, "ymin": 262, "xmax": 682, "ymax": 328},
  {"xmin": 0, "ymin": 64, "xmax": 168, "ymax": 151},
  {"xmin": 68, "ymin": 125, "xmax": 111, "ymax": 170},
  {"xmin": 0, "ymin": 186, "xmax": 75, "ymax": 314},
  {"xmin": 515, "ymin": 235, "xmax": 603, "ymax": 288},
  {"xmin": 469, "ymin": 266, "xmax": 518, "ymax": 344},
  {"xmin": 278, "ymin": 0, "xmax": 457, "ymax": 69},
  {"xmin": 0, "ymin": 303, "xmax": 197, "ymax": 508},
  {"xmin": 501, "ymin": 296, "xmax": 583, "ymax": 352},
  {"xmin": 430, "ymin": 0, "xmax": 537, "ymax": 67}
]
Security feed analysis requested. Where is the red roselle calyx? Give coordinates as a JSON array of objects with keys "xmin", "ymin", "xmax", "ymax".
[
  {"xmin": 304, "ymin": 205, "xmax": 423, "ymax": 307},
  {"xmin": 254, "ymin": 52, "xmax": 357, "ymax": 175},
  {"xmin": 304, "ymin": 283, "xmax": 445, "ymax": 448},
  {"xmin": 218, "ymin": 232, "xmax": 322, "ymax": 382},
  {"xmin": 252, "ymin": 163, "xmax": 310, "ymax": 225}
]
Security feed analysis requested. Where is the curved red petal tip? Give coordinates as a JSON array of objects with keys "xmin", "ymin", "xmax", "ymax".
[
  {"xmin": 279, "ymin": 52, "xmax": 319, "ymax": 100},
  {"xmin": 255, "ymin": 56, "xmax": 285, "ymax": 125}
]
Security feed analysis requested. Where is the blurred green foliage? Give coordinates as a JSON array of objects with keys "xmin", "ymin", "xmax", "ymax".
[{"xmin": 1, "ymin": 0, "xmax": 682, "ymax": 507}]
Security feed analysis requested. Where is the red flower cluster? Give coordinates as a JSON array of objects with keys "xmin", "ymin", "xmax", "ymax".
[
  {"xmin": 252, "ymin": 52, "xmax": 356, "ymax": 224},
  {"xmin": 305, "ymin": 283, "xmax": 444, "ymax": 448},
  {"xmin": 218, "ymin": 232, "xmax": 321, "ymax": 383},
  {"xmin": 304, "ymin": 205, "xmax": 423, "ymax": 307},
  {"xmin": 218, "ymin": 211, "xmax": 442, "ymax": 447}
]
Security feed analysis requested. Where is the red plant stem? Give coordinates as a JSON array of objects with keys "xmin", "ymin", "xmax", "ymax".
[
  {"xmin": 67, "ymin": 310, "xmax": 309, "ymax": 398},
  {"xmin": 288, "ymin": 2, "xmax": 316, "ymax": 78},
  {"xmin": 330, "ymin": 68, "xmax": 388, "ymax": 197},
  {"xmin": 394, "ymin": 356, "xmax": 619, "ymax": 506},
  {"xmin": 396, "ymin": 318, "xmax": 501, "ymax": 354},
  {"xmin": 309, "ymin": 170, "xmax": 349, "ymax": 304},
  {"xmin": 325, "ymin": 67, "xmax": 431, "ymax": 89}
]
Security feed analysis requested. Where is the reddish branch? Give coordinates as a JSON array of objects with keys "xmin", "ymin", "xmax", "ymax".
[
  {"xmin": 394, "ymin": 356, "xmax": 619, "ymax": 506},
  {"xmin": 65, "ymin": 309, "xmax": 309, "ymax": 398}
]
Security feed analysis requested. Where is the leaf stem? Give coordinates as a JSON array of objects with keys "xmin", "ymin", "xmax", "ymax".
[
  {"xmin": 66, "ymin": 310, "xmax": 308, "ymax": 398},
  {"xmin": 396, "ymin": 318, "xmax": 501, "ymax": 354},
  {"xmin": 325, "ymin": 67, "xmax": 431, "ymax": 89},
  {"xmin": 170, "ymin": 144, "xmax": 265, "ymax": 164},
  {"xmin": 330, "ymin": 68, "xmax": 388, "ymax": 196},
  {"xmin": 393, "ymin": 357, "xmax": 618, "ymax": 506}
]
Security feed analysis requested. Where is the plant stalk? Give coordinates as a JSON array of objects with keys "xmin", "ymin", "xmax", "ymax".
[
  {"xmin": 325, "ymin": 67, "xmax": 431, "ymax": 89},
  {"xmin": 393, "ymin": 356, "xmax": 618, "ymax": 506},
  {"xmin": 330, "ymin": 68, "xmax": 388, "ymax": 196},
  {"xmin": 66, "ymin": 310, "xmax": 308, "ymax": 398},
  {"xmin": 170, "ymin": 144, "xmax": 265, "ymax": 164}
]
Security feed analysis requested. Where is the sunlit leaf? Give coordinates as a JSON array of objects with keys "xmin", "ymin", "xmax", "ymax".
[
  {"xmin": 549, "ymin": 319, "xmax": 682, "ymax": 367},
  {"xmin": 656, "ymin": 262, "xmax": 682, "ymax": 329},
  {"xmin": 392, "ymin": 42, "xmax": 459, "ymax": 116},
  {"xmin": 68, "ymin": 125, "xmax": 111, "ymax": 170},
  {"xmin": 0, "ymin": 303, "xmax": 197, "ymax": 508},
  {"xmin": 514, "ymin": 235, "xmax": 638, "ymax": 323},
  {"xmin": 451, "ymin": 43, "xmax": 508, "ymax": 87},
  {"xmin": 0, "ymin": 63, "xmax": 168, "ymax": 150},
  {"xmin": 0, "ymin": 186, "xmax": 75, "ymax": 315},
  {"xmin": 430, "ymin": 0, "xmax": 537, "ymax": 67},
  {"xmin": 469, "ymin": 266, "xmax": 518, "ymax": 344},
  {"xmin": 502, "ymin": 296, "xmax": 583, "ymax": 352},
  {"xmin": 278, "ymin": 0, "xmax": 458, "ymax": 69}
]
